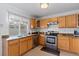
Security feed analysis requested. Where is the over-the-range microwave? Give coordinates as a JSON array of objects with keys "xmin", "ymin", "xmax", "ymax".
[{"xmin": 74, "ymin": 28, "xmax": 79, "ymax": 36}]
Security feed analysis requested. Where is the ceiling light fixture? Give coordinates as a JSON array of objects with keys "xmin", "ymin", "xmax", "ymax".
[{"xmin": 40, "ymin": 3, "xmax": 48, "ymax": 9}]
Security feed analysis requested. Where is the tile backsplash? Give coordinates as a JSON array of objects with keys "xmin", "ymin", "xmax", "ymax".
[
  {"xmin": 59, "ymin": 28, "xmax": 76, "ymax": 34},
  {"xmin": 31, "ymin": 24, "xmax": 76, "ymax": 34},
  {"xmin": 40, "ymin": 27, "xmax": 76, "ymax": 34}
]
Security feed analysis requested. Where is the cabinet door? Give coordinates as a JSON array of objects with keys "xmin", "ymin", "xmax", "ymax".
[
  {"xmin": 65, "ymin": 14, "xmax": 77, "ymax": 28},
  {"xmin": 37, "ymin": 20, "xmax": 40, "ymax": 27},
  {"xmin": 58, "ymin": 16, "xmax": 66, "ymax": 28},
  {"xmin": 58, "ymin": 35, "xmax": 69, "ymax": 51},
  {"xmin": 39, "ymin": 35, "xmax": 45, "ymax": 46},
  {"xmin": 30, "ymin": 19, "xmax": 36, "ymax": 28},
  {"xmin": 20, "ymin": 38, "xmax": 28, "ymax": 55},
  {"xmin": 40, "ymin": 19, "xmax": 49, "ymax": 28},
  {"xmin": 69, "ymin": 36, "xmax": 74, "ymax": 52},
  {"xmin": 48, "ymin": 17, "xmax": 57, "ymax": 23},
  {"xmin": 27, "ymin": 37, "xmax": 33, "ymax": 50},
  {"xmin": 73, "ymin": 37, "xmax": 79, "ymax": 54},
  {"xmin": 8, "ymin": 40, "xmax": 19, "ymax": 56},
  {"xmin": 70, "ymin": 37, "xmax": 79, "ymax": 54}
]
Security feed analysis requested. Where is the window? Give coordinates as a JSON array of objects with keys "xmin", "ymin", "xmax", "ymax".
[{"xmin": 9, "ymin": 13, "xmax": 28, "ymax": 36}]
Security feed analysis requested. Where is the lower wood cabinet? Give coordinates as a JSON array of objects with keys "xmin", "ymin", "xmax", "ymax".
[
  {"xmin": 70, "ymin": 37, "xmax": 79, "ymax": 54},
  {"xmin": 58, "ymin": 34, "xmax": 79, "ymax": 54},
  {"xmin": 39, "ymin": 35, "xmax": 45, "ymax": 46},
  {"xmin": 8, "ymin": 36, "xmax": 33, "ymax": 56},
  {"xmin": 19, "ymin": 38, "xmax": 28, "ymax": 55},
  {"xmin": 8, "ymin": 39, "xmax": 19, "ymax": 56},
  {"xmin": 27, "ymin": 37, "xmax": 33, "ymax": 50},
  {"xmin": 58, "ymin": 35, "xmax": 69, "ymax": 51}
]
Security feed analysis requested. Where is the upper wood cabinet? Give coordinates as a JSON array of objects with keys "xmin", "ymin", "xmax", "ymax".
[
  {"xmin": 30, "ymin": 18, "xmax": 40, "ymax": 29},
  {"xmin": 40, "ymin": 19, "xmax": 48, "ymax": 28},
  {"xmin": 40, "ymin": 17, "xmax": 58, "ymax": 28},
  {"xmin": 40, "ymin": 18, "xmax": 57, "ymax": 28},
  {"xmin": 30, "ymin": 19, "xmax": 37, "ymax": 29},
  {"xmin": 77, "ymin": 14, "xmax": 79, "ymax": 27},
  {"xmin": 8, "ymin": 39, "xmax": 19, "ymax": 56},
  {"xmin": 58, "ymin": 14, "xmax": 77, "ymax": 28},
  {"xmin": 58, "ymin": 16, "xmax": 66, "ymax": 28},
  {"xmin": 65, "ymin": 14, "xmax": 77, "ymax": 28},
  {"xmin": 48, "ymin": 17, "xmax": 57, "ymax": 23},
  {"xmin": 58, "ymin": 35, "xmax": 69, "ymax": 51},
  {"xmin": 37, "ymin": 20, "xmax": 40, "ymax": 27}
]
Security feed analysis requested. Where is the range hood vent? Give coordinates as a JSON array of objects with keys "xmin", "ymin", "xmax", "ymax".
[{"xmin": 47, "ymin": 22, "xmax": 58, "ymax": 25}]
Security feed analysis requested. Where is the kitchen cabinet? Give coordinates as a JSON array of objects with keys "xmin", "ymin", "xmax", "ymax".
[
  {"xmin": 19, "ymin": 38, "xmax": 28, "ymax": 55},
  {"xmin": 39, "ymin": 35, "xmax": 45, "ymax": 46},
  {"xmin": 58, "ymin": 16, "xmax": 66, "ymax": 28},
  {"xmin": 20, "ymin": 37, "xmax": 33, "ymax": 55},
  {"xmin": 58, "ymin": 34, "xmax": 79, "ymax": 54},
  {"xmin": 58, "ymin": 14, "xmax": 77, "ymax": 28},
  {"xmin": 77, "ymin": 14, "xmax": 79, "ymax": 27},
  {"xmin": 7, "ymin": 36, "xmax": 33, "ymax": 56},
  {"xmin": 40, "ymin": 17, "xmax": 58, "ymax": 28},
  {"xmin": 8, "ymin": 39, "xmax": 19, "ymax": 56},
  {"xmin": 65, "ymin": 14, "xmax": 77, "ymax": 28},
  {"xmin": 30, "ymin": 18, "xmax": 40, "ymax": 29},
  {"xmin": 27, "ymin": 37, "xmax": 33, "ymax": 50},
  {"xmin": 48, "ymin": 17, "xmax": 58, "ymax": 23},
  {"xmin": 58, "ymin": 34, "xmax": 69, "ymax": 51},
  {"xmin": 40, "ymin": 19, "xmax": 48, "ymax": 28},
  {"xmin": 30, "ymin": 18, "xmax": 37, "ymax": 29},
  {"xmin": 37, "ymin": 20, "xmax": 40, "ymax": 27},
  {"xmin": 40, "ymin": 19, "xmax": 45, "ymax": 28},
  {"xmin": 70, "ymin": 36, "xmax": 79, "ymax": 54}
]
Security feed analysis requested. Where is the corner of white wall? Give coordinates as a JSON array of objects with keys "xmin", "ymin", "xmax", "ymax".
[{"xmin": 40, "ymin": 9, "xmax": 79, "ymax": 19}]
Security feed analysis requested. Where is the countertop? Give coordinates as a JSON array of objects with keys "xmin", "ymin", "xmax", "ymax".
[
  {"xmin": 58, "ymin": 33, "xmax": 74, "ymax": 35},
  {"xmin": 7, "ymin": 35, "xmax": 31, "ymax": 40}
]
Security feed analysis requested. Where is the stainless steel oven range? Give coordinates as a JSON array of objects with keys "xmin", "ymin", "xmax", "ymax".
[{"xmin": 45, "ymin": 31, "xmax": 58, "ymax": 50}]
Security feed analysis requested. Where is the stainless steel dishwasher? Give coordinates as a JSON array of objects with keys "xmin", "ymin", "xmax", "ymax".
[{"xmin": 32, "ymin": 32, "xmax": 39, "ymax": 48}]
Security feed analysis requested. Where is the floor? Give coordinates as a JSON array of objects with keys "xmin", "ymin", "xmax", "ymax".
[{"xmin": 24, "ymin": 46, "xmax": 79, "ymax": 56}]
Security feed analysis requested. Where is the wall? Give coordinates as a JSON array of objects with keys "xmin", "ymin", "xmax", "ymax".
[
  {"xmin": 0, "ymin": 36, "xmax": 2, "ymax": 56},
  {"xmin": 0, "ymin": 4, "xmax": 30, "ymax": 35},
  {"xmin": 40, "ymin": 27, "xmax": 75, "ymax": 34},
  {"xmin": 39, "ymin": 9, "xmax": 79, "ymax": 33},
  {"xmin": 41, "ymin": 9, "xmax": 79, "ymax": 19},
  {"xmin": 0, "ymin": 4, "xmax": 31, "ymax": 56}
]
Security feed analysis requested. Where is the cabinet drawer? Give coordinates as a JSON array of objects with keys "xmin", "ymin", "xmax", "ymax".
[{"xmin": 8, "ymin": 39, "xmax": 19, "ymax": 45}]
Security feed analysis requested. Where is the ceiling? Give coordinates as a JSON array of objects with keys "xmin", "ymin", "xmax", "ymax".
[{"xmin": 8, "ymin": 3, "xmax": 79, "ymax": 18}]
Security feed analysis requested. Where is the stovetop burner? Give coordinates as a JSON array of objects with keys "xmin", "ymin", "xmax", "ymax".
[{"xmin": 46, "ymin": 31, "xmax": 58, "ymax": 36}]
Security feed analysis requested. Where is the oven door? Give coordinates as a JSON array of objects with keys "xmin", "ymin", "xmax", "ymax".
[
  {"xmin": 46, "ymin": 36, "xmax": 56, "ymax": 44},
  {"xmin": 46, "ymin": 36, "xmax": 57, "ymax": 50}
]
